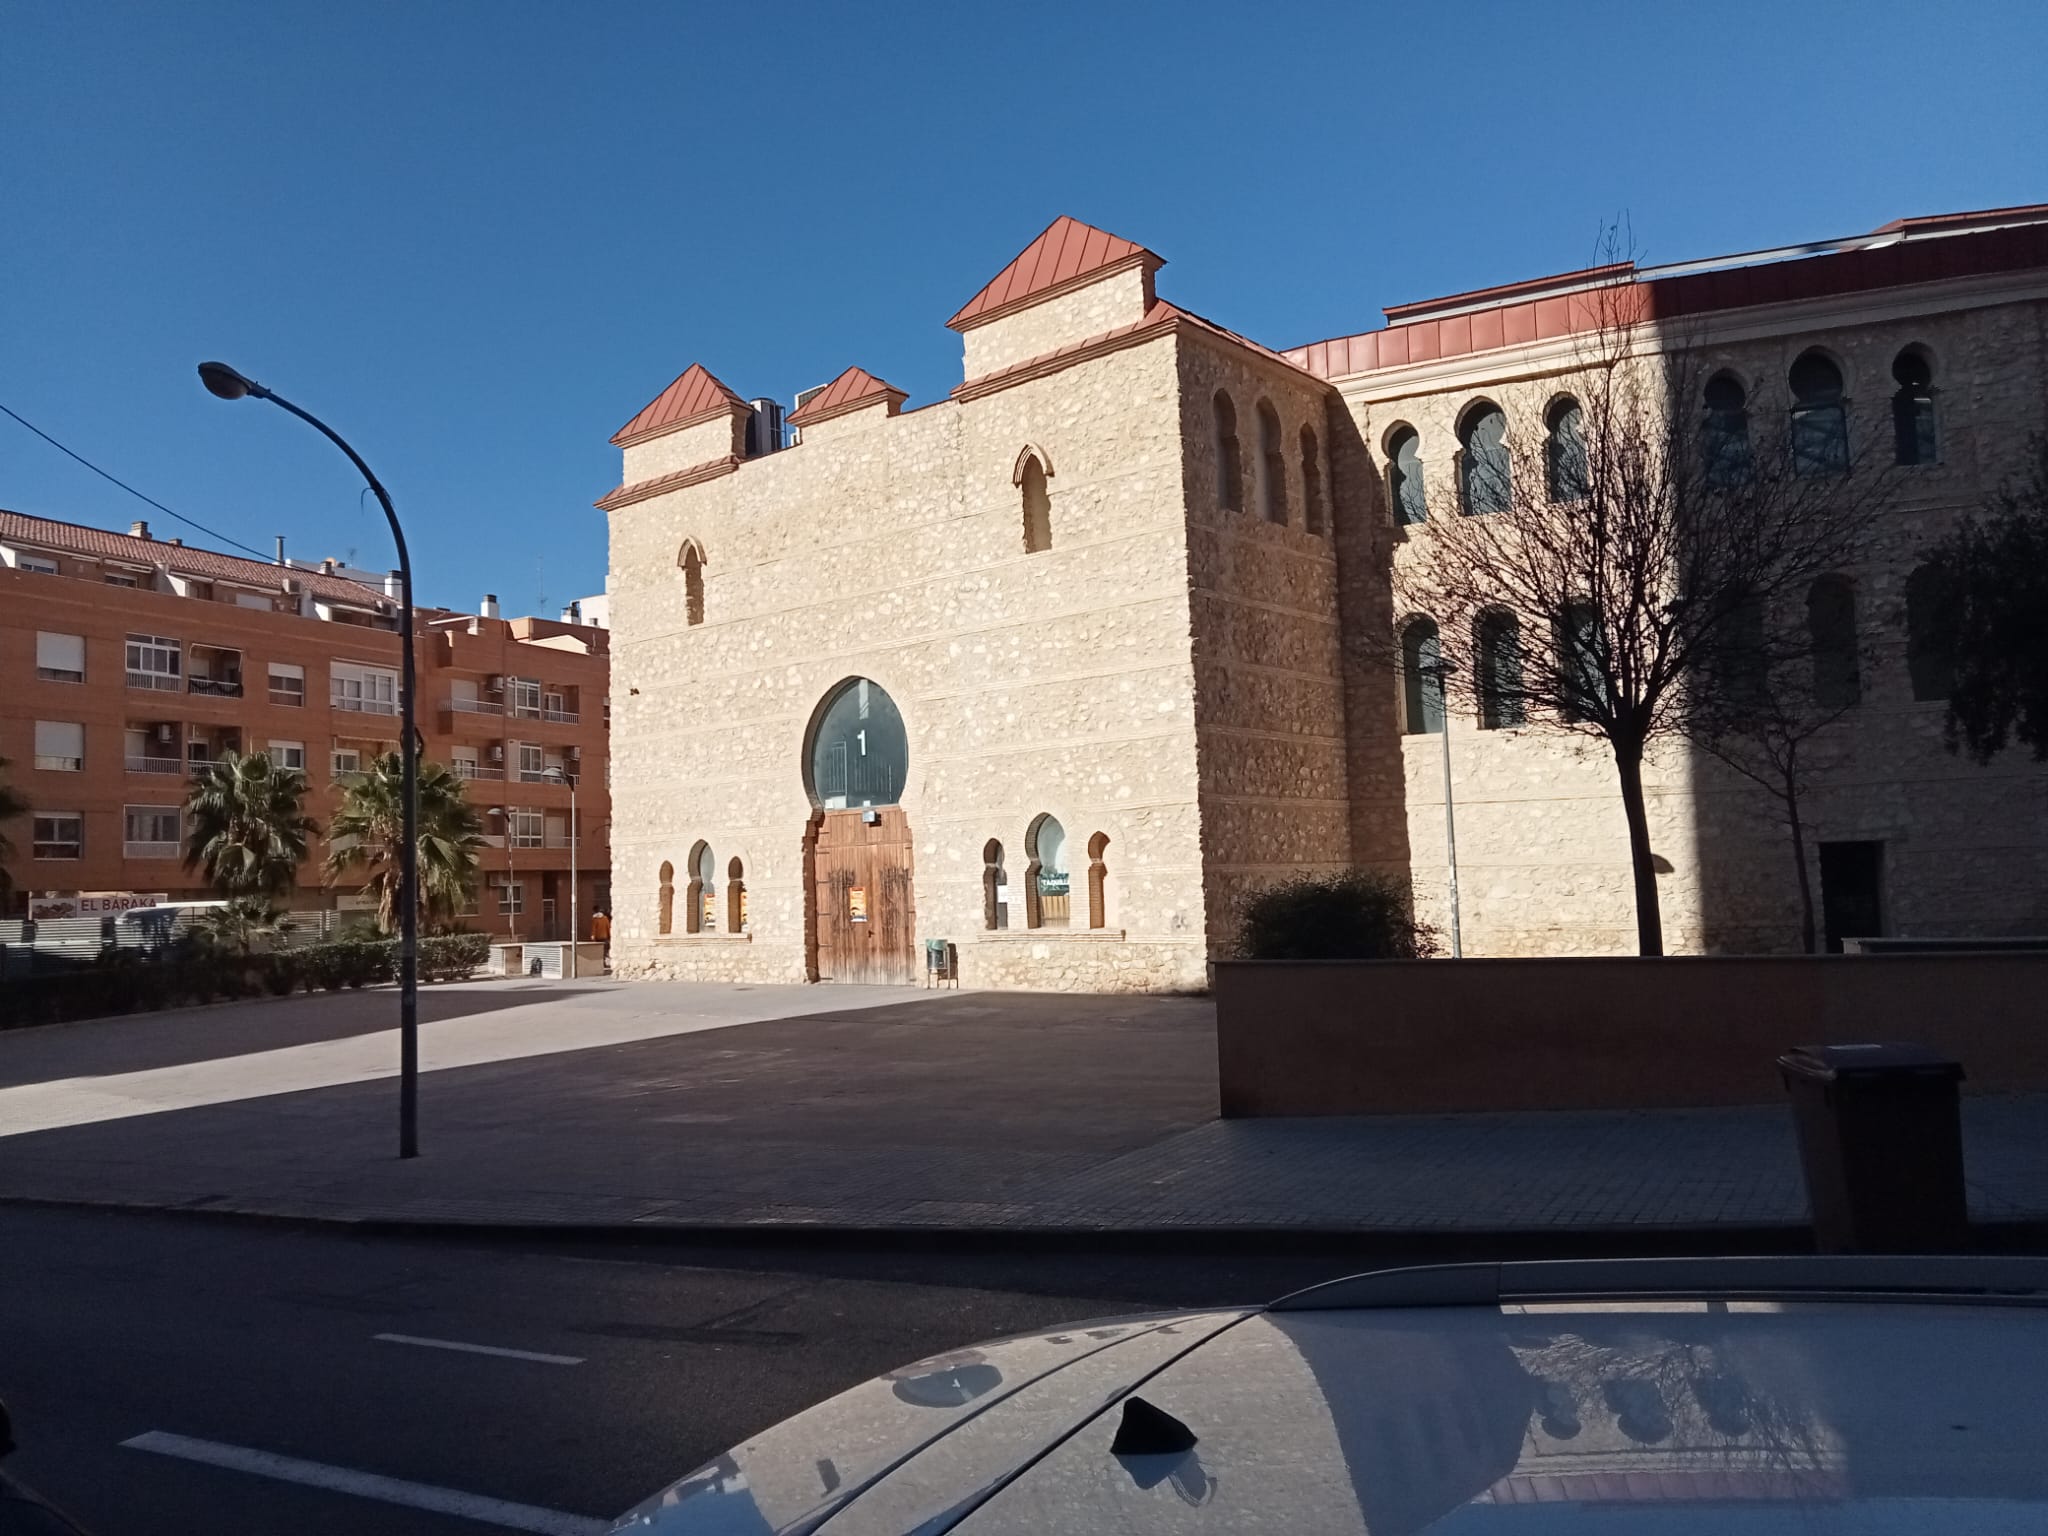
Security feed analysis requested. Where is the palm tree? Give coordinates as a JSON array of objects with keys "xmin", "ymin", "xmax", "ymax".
[
  {"xmin": 0, "ymin": 754, "xmax": 28, "ymax": 900},
  {"xmin": 325, "ymin": 752, "xmax": 484, "ymax": 933},
  {"xmin": 198, "ymin": 896, "xmax": 298, "ymax": 954},
  {"xmin": 183, "ymin": 750, "xmax": 320, "ymax": 897}
]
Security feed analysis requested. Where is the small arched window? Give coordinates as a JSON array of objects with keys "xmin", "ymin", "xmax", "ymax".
[
  {"xmin": 1299, "ymin": 427, "xmax": 1325, "ymax": 535},
  {"xmin": 1387, "ymin": 426, "xmax": 1427, "ymax": 525},
  {"xmin": 726, "ymin": 856, "xmax": 746, "ymax": 933},
  {"xmin": 1892, "ymin": 348, "xmax": 1938, "ymax": 466},
  {"xmin": 1557, "ymin": 602, "xmax": 1607, "ymax": 722},
  {"xmin": 657, "ymin": 860, "xmax": 674, "ymax": 936},
  {"xmin": 1905, "ymin": 563, "xmax": 1955, "ymax": 703},
  {"xmin": 679, "ymin": 540, "xmax": 706, "ymax": 626},
  {"xmin": 1213, "ymin": 391, "xmax": 1243, "ymax": 511},
  {"xmin": 1025, "ymin": 814, "xmax": 1069, "ymax": 928},
  {"xmin": 1808, "ymin": 575, "xmax": 1861, "ymax": 709},
  {"xmin": 1400, "ymin": 617, "xmax": 1443, "ymax": 735},
  {"xmin": 1458, "ymin": 403, "xmax": 1510, "ymax": 516},
  {"xmin": 1789, "ymin": 352, "xmax": 1849, "ymax": 477},
  {"xmin": 1085, "ymin": 831, "xmax": 1110, "ymax": 930},
  {"xmin": 1703, "ymin": 374, "xmax": 1753, "ymax": 487},
  {"xmin": 1256, "ymin": 400, "xmax": 1287, "ymax": 525},
  {"xmin": 1019, "ymin": 454, "xmax": 1052, "ymax": 554},
  {"xmin": 685, "ymin": 839, "xmax": 713, "ymax": 933},
  {"xmin": 1544, "ymin": 398, "xmax": 1588, "ymax": 503},
  {"xmin": 1475, "ymin": 609, "xmax": 1525, "ymax": 729},
  {"xmin": 982, "ymin": 839, "xmax": 1008, "ymax": 930}
]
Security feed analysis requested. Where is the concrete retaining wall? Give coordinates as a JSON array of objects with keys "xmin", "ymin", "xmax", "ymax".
[{"xmin": 1215, "ymin": 955, "xmax": 2048, "ymax": 1115}]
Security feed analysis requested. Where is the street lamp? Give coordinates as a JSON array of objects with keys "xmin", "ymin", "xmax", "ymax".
[
  {"xmin": 1420, "ymin": 659, "xmax": 1464, "ymax": 958},
  {"xmin": 198, "ymin": 362, "xmax": 422, "ymax": 1158},
  {"xmin": 543, "ymin": 767, "xmax": 578, "ymax": 978}
]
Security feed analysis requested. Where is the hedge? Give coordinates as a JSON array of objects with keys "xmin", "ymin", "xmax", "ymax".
[{"xmin": 0, "ymin": 932, "xmax": 494, "ymax": 1030}]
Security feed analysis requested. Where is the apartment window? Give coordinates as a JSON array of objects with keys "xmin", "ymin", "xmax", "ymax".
[
  {"xmin": 1545, "ymin": 398, "xmax": 1589, "ymax": 503},
  {"xmin": 106, "ymin": 572, "xmax": 139, "ymax": 589},
  {"xmin": 510, "ymin": 809, "xmax": 544, "ymax": 848},
  {"xmin": 126, "ymin": 634, "xmax": 183, "ymax": 692},
  {"xmin": 124, "ymin": 805, "xmax": 182, "ymax": 857},
  {"xmin": 331, "ymin": 747, "xmax": 363, "ymax": 777},
  {"xmin": 1299, "ymin": 427, "xmax": 1326, "ymax": 535},
  {"xmin": 508, "ymin": 677, "xmax": 542, "ymax": 718},
  {"xmin": 33, "ymin": 813, "xmax": 83, "ymax": 860},
  {"xmin": 498, "ymin": 880, "xmax": 524, "ymax": 917},
  {"xmin": 36, "ymin": 631, "xmax": 86, "ymax": 684},
  {"xmin": 16, "ymin": 552, "xmax": 59, "ymax": 575},
  {"xmin": 268, "ymin": 663, "xmax": 306, "ymax": 706},
  {"xmin": 1019, "ymin": 454, "xmax": 1052, "ymax": 554},
  {"xmin": 542, "ymin": 689, "xmax": 576, "ymax": 723},
  {"xmin": 515, "ymin": 742, "xmax": 545, "ymax": 782},
  {"xmin": 450, "ymin": 745, "xmax": 481, "ymax": 779},
  {"xmin": 34, "ymin": 721, "xmax": 85, "ymax": 772},
  {"xmin": 1808, "ymin": 576, "xmax": 1862, "ymax": 709},
  {"xmin": 1401, "ymin": 617, "xmax": 1444, "ymax": 735},
  {"xmin": 268, "ymin": 740, "xmax": 307, "ymax": 771},
  {"xmin": 1476, "ymin": 610, "xmax": 1526, "ymax": 729},
  {"xmin": 331, "ymin": 662, "xmax": 398, "ymax": 715},
  {"xmin": 1255, "ymin": 400, "xmax": 1287, "ymax": 525}
]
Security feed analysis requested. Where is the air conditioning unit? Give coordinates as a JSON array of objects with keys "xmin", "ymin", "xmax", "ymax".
[
  {"xmin": 486, "ymin": 674, "xmax": 505, "ymax": 693},
  {"xmin": 488, "ymin": 744, "xmax": 504, "ymax": 762},
  {"xmin": 565, "ymin": 745, "xmax": 581, "ymax": 761},
  {"xmin": 155, "ymin": 723, "xmax": 176, "ymax": 745}
]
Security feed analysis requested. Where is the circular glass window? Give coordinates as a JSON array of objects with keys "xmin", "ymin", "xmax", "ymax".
[{"xmin": 807, "ymin": 678, "xmax": 907, "ymax": 809}]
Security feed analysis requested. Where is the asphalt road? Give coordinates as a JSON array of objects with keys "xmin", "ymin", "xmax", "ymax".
[{"xmin": 0, "ymin": 1207, "xmax": 1367, "ymax": 1535}]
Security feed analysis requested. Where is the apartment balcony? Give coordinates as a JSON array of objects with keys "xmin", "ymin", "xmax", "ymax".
[
  {"xmin": 448, "ymin": 694, "xmax": 503, "ymax": 716},
  {"xmin": 542, "ymin": 705, "xmax": 580, "ymax": 724},
  {"xmin": 126, "ymin": 754, "xmax": 183, "ymax": 776},
  {"xmin": 126, "ymin": 670, "xmax": 181, "ymax": 693},
  {"xmin": 450, "ymin": 761, "xmax": 504, "ymax": 782},
  {"xmin": 188, "ymin": 675, "xmax": 244, "ymax": 698},
  {"xmin": 332, "ymin": 695, "xmax": 399, "ymax": 717},
  {"xmin": 123, "ymin": 840, "xmax": 181, "ymax": 860},
  {"xmin": 189, "ymin": 645, "xmax": 244, "ymax": 697}
]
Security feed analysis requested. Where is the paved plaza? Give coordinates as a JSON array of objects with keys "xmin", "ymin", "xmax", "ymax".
[{"xmin": 2, "ymin": 979, "xmax": 2044, "ymax": 1236}]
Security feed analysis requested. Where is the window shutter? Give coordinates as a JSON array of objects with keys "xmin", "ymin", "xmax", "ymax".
[
  {"xmin": 37, "ymin": 631, "xmax": 86, "ymax": 672},
  {"xmin": 36, "ymin": 721, "xmax": 85, "ymax": 758}
]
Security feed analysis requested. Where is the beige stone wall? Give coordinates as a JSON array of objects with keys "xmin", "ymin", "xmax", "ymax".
[
  {"xmin": 606, "ymin": 328, "xmax": 1212, "ymax": 991},
  {"xmin": 959, "ymin": 264, "xmax": 1156, "ymax": 380},
  {"xmin": 1343, "ymin": 281, "xmax": 2048, "ymax": 954},
  {"xmin": 620, "ymin": 408, "xmax": 745, "ymax": 485}
]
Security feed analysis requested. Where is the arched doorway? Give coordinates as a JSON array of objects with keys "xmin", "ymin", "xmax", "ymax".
[{"xmin": 802, "ymin": 677, "xmax": 916, "ymax": 984}]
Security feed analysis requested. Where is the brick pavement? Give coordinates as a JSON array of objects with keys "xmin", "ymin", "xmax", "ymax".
[{"xmin": 2, "ymin": 981, "xmax": 2044, "ymax": 1236}]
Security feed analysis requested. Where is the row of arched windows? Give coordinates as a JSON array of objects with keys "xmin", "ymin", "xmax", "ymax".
[
  {"xmin": 1385, "ymin": 345, "xmax": 1941, "ymax": 526},
  {"xmin": 1211, "ymin": 390, "xmax": 1327, "ymax": 535},
  {"xmin": 1397, "ymin": 563, "xmax": 1955, "ymax": 735},
  {"xmin": 982, "ymin": 815, "xmax": 1111, "ymax": 930},
  {"xmin": 656, "ymin": 842, "xmax": 746, "ymax": 935}
]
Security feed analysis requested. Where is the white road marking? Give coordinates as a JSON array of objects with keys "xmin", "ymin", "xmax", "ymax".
[
  {"xmin": 375, "ymin": 1331, "xmax": 585, "ymax": 1365},
  {"xmin": 121, "ymin": 1431, "xmax": 608, "ymax": 1535}
]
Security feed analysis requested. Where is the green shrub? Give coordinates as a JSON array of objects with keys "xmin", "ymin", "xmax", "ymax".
[
  {"xmin": 1237, "ymin": 870, "xmax": 1440, "ymax": 961},
  {"xmin": 419, "ymin": 931, "xmax": 490, "ymax": 982}
]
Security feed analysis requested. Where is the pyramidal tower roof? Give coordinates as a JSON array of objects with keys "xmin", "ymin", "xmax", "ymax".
[
  {"xmin": 947, "ymin": 216, "xmax": 1162, "ymax": 331},
  {"xmin": 786, "ymin": 365, "xmax": 907, "ymax": 427},
  {"xmin": 611, "ymin": 363, "xmax": 747, "ymax": 446}
]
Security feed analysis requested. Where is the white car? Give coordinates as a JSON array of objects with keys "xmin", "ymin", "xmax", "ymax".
[{"xmin": 612, "ymin": 1255, "xmax": 2048, "ymax": 1534}]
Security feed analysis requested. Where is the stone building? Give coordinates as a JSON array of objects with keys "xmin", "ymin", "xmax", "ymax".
[{"xmin": 599, "ymin": 207, "xmax": 2048, "ymax": 987}]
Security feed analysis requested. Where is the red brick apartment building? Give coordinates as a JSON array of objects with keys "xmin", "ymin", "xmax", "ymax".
[{"xmin": 0, "ymin": 511, "xmax": 609, "ymax": 937}]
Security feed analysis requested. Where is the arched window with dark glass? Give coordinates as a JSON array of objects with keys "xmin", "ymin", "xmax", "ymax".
[
  {"xmin": 1299, "ymin": 426, "xmax": 1325, "ymax": 535},
  {"xmin": 1387, "ymin": 426, "xmax": 1427, "ymax": 525},
  {"xmin": 1557, "ymin": 601, "xmax": 1608, "ymax": 722},
  {"xmin": 1905, "ymin": 563, "xmax": 1955, "ymax": 703},
  {"xmin": 1808, "ymin": 576, "xmax": 1861, "ymax": 709},
  {"xmin": 1019, "ymin": 453, "xmax": 1052, "ymax": 553},
  {"xmin": 1544, "ymin": 397, "xmax": 1588, "ymax": 503},
  {"xmin": 1475, "ymin": 609, "xmax": 1525, "ymax": 729},
  {"xmin": 1213, "ymin": 391, "xmax": 1243, "ymax": 512},
  {"xmin": 1790, "ymin": 351, "xmax": 1849, "ymax": 477},
  {"xmin": 806, "ymin": 677, "xmax": 908, "ymax": 810},
  {"xmin": 1256, "ymin": 400, "xmax": 1287, "ymax": 525},
  {"xmin": 1025, "ymin": 814, "xmax": 1069, "ymax": 928},
  {"xmin": 1703, "ymin": 373, "xmax": 1753, "ymax": 487},
  {"xmin": 1401, "ymin": 617, "xmax": 1443, "ymax": 735},
  {"xmin": 1458, "ymin": 402, "xmax": 1510, "ymax": 516},
  {"xmin": 1892, "ymin": 348, "xmax": 1938, "ymax": 466}
]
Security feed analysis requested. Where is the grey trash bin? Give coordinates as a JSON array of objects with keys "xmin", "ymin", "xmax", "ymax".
[{"xmin": 1777, "ymin": 1042, "xmax": 1968, "ymax": 1254}]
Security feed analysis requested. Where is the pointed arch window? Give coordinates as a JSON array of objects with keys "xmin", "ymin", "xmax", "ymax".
[
  {"xmin": 1458, "ymin": 402, "xmax": 1510, "ymax": 516},
  {"xmin": 1892, "ymin": 348, "xmax": 1938, "ymax": 466},
  {"xmin": 1475, "ymin": 609, "xmax": 1525, "ymax": 729},
  {"xmin": 1557, "ymin": 602, "xmax": 1609, "ymax": 722},
  {"xmin": 1085, "ymin": 832, "xmax": 1110, "ymax": 930},
  {"xmin": 685, "ymin": 840, "xmax": 714, "ymax": 933},
  {"xmin": 1256, "ymin": 400, "xmax": 1287, "ymax": 524},
  {"xmin": 1019, "ymin": 453, "xmax": 1052, "ymax": 554},
  {"xmin": 1387, "ymin": 426, "xmax": 1426, "ymax": 525},
  {"xmin": 1212, "ymin": 392, "xmax": 1243, "ymax": 512},
  {"xmin": 1544, "ymin": 398, "xmax": 1588, "ymax": 503},
  {"xmin": 1401, "ymin": 617, "xmax": 1443, "ymax": 735},
  {"xmin": 1808, "ymin": 575, "xmax": 1861, "ymax": 709},
  {"xmin": 982, "ymin": 839, "xmax": 1008, "ymax": 930},
  {"xmin": 1025, "ymin": 814, "xmax": 1069, "ymax": 928},
  {"xmin": 657, "ymin": 860, "xmax": 674, "ymax": 936},
  {"xmin": 1299, "ymin": 427, "xmax": 1325, "ymax": 535},
  {"xmin": 726, "ymin": 856, "xmax": 747, "ymax": 933},
  {"xmin": 679, "ymin": 540, "xmax": 706, "ymax": 626},
  {"xmin": 1703, "ymin": 374, "xmax": 1753, "ymax": 487},
  {"xmin": 1790, "ymin": 352, "xmax": 1849, "ymax": 477}
]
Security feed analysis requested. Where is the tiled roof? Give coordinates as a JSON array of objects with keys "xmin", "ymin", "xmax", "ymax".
[
  {"xmin": 947, "ymin": 216, "xmax": 1161, "ymax": 331},
  {"xmin": 0, "ymin": 508, "xmax": 388, "ymax": 606},
  {"xmin": 786, "ymin": 366, "xmax": 906, "ymax": 427},
  {"xmin": 610, "ymin": 363, "xmax": 746, "ymax": 446}
]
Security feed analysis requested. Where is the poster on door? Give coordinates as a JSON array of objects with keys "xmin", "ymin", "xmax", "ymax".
[{"xmin": 848, "ymin": 885, "xmax": 868, "ymax": 923}]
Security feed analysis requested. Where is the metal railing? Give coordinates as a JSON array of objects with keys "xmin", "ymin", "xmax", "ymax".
[
  {"xmin": 122, "ymin": 840, "xmax": 180, "ymax": 859},
  {"xmin": 542, "ymin": 706, "xmax": 579, "ymax": 724},
  {"xmin": 450, "ymin": 762, "xmax": 504, "ymax": 781},
  {"xmin": 189, "ymin": 676, "xmax": 245, "ymax": 697},
  {"xmin": 448, "ymin": 695, "xmax": 503, "ymax": 715},
  {"xmin": 126, "ymin": 756, "xmax": 184, "ymax": 774},
  {"xmin": 127, "ymin": 671, "xmax": 182, "ymax": 692},
  {"xmin": 515, "ymin": 768, "xmax": 548, "ymax": 783},
  {"xmin": 332, "ymin": 695, "xmax": 399, "ymax": 716},
  {"xmin": 33, "ymin": 755, "xmax": 83, "ymax": 772}
]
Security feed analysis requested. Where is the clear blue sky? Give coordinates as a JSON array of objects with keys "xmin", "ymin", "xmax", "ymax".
[{"xmin": 7, "ymin": 1, "xmax": 2043, "ymax": 613}]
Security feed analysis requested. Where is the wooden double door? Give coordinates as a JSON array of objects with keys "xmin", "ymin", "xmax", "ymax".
[{"xmin": 808, "ymin": 807, "xmax": 916, "ymax": 985}]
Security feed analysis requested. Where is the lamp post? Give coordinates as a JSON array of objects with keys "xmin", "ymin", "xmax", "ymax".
[
  {"xmin": 1420, "ymin": 658, "xmax": 1464, "ymax": 958},
  {"xmin": 198, "ymin": 362, "xmax": 422, "ymax": 1158},
  {"xmin": 544, "ymin": 767, "xmax": 577, "ymax": 977}
]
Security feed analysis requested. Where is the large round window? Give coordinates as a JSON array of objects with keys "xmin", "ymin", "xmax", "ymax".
[{"xmin": 807, "ymin": 678, "xmax": 908, "ymax": 809}]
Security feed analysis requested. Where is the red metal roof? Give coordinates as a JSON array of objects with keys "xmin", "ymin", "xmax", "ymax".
[
  {"xmin": 955, "ymin": 299, "xmax": 1323, "ymax": 402},
  {"xmin": 610, "ymin": 363, "xmax": 746, "ymax": 446},
  {"xmin": 1, "ymin": 508, "xmax": 388, "ymax": 606},
  {"xmin": 785, "ymin": 366, "xmax": 906, "ymax": 427},
  {"xmin": 947, "ymin": 216, "xmax": 1161, "ymax": 331}
]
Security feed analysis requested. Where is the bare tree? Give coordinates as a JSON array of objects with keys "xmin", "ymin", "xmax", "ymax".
[{"xmin": 1390, "ymin": 255, "xmax": 1897, "ymax": 954}]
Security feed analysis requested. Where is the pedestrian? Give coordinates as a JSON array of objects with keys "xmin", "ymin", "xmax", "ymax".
[{"xmin": 591, "ymin": 907, "xmax": 611, "ymax": 965}]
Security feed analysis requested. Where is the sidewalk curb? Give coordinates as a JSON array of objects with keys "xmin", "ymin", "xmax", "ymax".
[{"xmin": 9, "ymin": 1193, "xmax": 2047, "ymax": 1258}]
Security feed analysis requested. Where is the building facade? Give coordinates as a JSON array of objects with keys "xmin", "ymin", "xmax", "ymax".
[
  {"xmin": 599, "ymin": 208, "xmax": 2048, "ymax": 988},
  {"xmin": 0, "ymin": 512, "xmax": 611, "ymax": 935}
]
